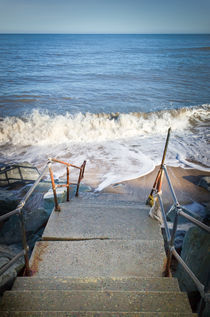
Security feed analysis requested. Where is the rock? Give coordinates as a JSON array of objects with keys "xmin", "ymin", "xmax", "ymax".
[
  {"xmin": 0, "ymin": 207, "xmax": 49, "ymax": 244},
  {"xmin": 26, "ymin": 227, "xmax": 45, "ymax": 252},
  {"xmin": 173, "ymin": 230, "xmax": 187, "ymax": 250},
  {"xmin": 198, "ymin": 176, "xmax": 210, "ymax": 191},
  {"xmin": 0, "ymin": 182, "xmax": 72, "ymax": 246},
  {"xmin": 0, "ymin": 188, "xmax": 19, "ymax": 216},
  {"xmin": 0, "ymin": 244, "xmax": 24, "ymax": 294},
  {"xmin": 175, "ymin": 226, "xmax": 210, "ymax": 294},
  {"xmin": 0, "ymin": 162, "xmax": 40, "ymax": 187},
  {"xmin": 0, "ymin": 180, "xmax": 53, "ymax": 245},
  {"xmin": 25, "ymin": 207, "xmax": 49, "ymax": 235}
]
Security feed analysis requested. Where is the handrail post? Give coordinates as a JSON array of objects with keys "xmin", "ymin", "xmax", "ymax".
[
  {"xmin": 49, "ymin": 166, "xmax": 60, "ymax": 211},
  {"xmin": 157, "ymin": 192, "xmax": 171, "ymax": 243},
  {"xmin": 146, "ymin": 128, "xmax": 171, "ymax": 206},
  {"xmin": 82, "ymin": 160, "xmax": 86, "ymax": 178},
  {"xmin": 76, "ymin": 160, "xmax": 86, "ymax": 197},
  {"xmin": 67, "ymin": 166, "xmax": 70, "ymax": 202},
  {"xmin": 165, "ymin": 205, "xmax": 180, "ymax": 276},
  {"xmin": 76, "ymin": 168, "xmax": 82, "ymax": 197},
  {"xmin": 162, "ymin": 165, "xmax": 179, "ymax": 205},
  {"xmin": 19, "ymin": 209, "xmax": 31, "ymax": 276},
  {"xmin": 156, "ymin": 192, "xmax": 173, "ymax": 277}
]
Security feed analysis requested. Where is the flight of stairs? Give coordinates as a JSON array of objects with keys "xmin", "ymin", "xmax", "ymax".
[
  {"xmin": 0, "ymin": 276, "xmax": 196, "ymax": 316},
  {"xmin": 0, "ymin": 197, "xmax": 197, "ymax": 316}
]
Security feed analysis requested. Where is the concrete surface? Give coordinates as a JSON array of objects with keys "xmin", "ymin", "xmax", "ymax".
[
  {"xmin": 0, "ymin": 313, "xmax": 198, "ymax": 317},
  {"xmin": 43, "ymin": 203, "xmax": 162, "ymax": 241},
  {"xmin": 0, "ymin": 290, "xmax": 192, "ymax": 312},
  {"xmin": 30, "ymin": 240, "xmax": 165, "ymax": 278},
  {"xmin": 0, "ymin": 197, "xmax": 196, "ymax": 315},
  {"xmin": 13, "ymin": 276, "xmax": 180, "ymax": 292}
]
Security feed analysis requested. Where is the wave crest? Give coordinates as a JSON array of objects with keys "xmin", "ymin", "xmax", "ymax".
[{"xmin": 0, "ymin": 105, "xmax": 209, "ymax": 146}]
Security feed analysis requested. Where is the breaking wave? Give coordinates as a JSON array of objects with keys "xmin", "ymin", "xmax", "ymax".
[
  {"xmin": 0, "ymin": 104, "xmax": 209, "ymax": 190},
  {"xmin": 0, "ymin": 105, "xmax": 209, "ymax": 146}
]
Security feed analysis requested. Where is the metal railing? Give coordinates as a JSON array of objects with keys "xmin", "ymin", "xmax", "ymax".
[
  {"xmin": 0, "ymin": 164, "xmax": 40, "ymax": 186},
  {"xmin": 48, "ymin": 158, "xmax": 86, "ymax": 211},
  {"xmin": 0, "ymin": 158, "xmax": 86, "ymax": 276},
  {"xmin": 153, "ymin": 164, "xmax": 209, "ymax": 314}
]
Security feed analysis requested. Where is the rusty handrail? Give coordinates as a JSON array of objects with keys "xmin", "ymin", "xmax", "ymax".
[
  {"xmin": 48, "ymin": 158, "xmax": 86, "ymax": 211},
  {"xmin": 50, "ymin": 158, "xmax": 81, "ymax": 169},
  {"xmin": 0, "ymin": 158, "xmax": 86, "ymax": 278},
  {"xmin": 146, "ymin": 128, "xmax": 171, "ymax": 206}
]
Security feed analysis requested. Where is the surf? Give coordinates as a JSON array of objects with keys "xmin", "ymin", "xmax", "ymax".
[{"xmin": 0, "ymin": 104, "xmax": 209, "ymax": 190}]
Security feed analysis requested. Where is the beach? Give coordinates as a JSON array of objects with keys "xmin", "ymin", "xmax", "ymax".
[
  {"xmin": 0, "ymin": 33, "xmax": 209, "ymax": 223},
  {"xmin": 105, "ymin": 166, "xmax": 210, "ymax": 203},
  {"xmin": 0, "ymin": 8, "xmax": 210, "ymax": 316}
]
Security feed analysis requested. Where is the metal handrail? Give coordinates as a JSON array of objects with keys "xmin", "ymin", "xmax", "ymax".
[
  {"xmin": 0, "ymin": 161, "xmax": 50, "ymax": 276},
  {"xmin": 0, "ymin": 158, "xmax": 86, "ymax": 277},
  {"xmin": 48, "ymin": 158, "xmax": 86, "ymax": 211},
  {"xmin": 0, "ymin": 164, "xmax": 40, "ymax": 186},
  {"xmin": 162, "ymin": 165, "xmax": 209, "ymax": 233},
  {"xmin": 154, "ymin": 164, "xmax": 209, "ymax": 311}
]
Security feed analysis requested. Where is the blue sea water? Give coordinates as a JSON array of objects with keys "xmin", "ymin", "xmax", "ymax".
[
  {"xmin": 0, "ymin": 34, "xmax": 210, "ymax": 188},
  {"xmin": 0, "ymin": 34, "xmax": 210, "ymax": 116}
]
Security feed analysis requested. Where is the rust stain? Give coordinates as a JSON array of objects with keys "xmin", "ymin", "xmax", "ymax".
[
  {"xmin": 30, "ymin": 241, "xmax": 49, "ymax": 275},
  {"xmin": 162, "ymin": 256, "xmax": 172, "ymax": 277}
]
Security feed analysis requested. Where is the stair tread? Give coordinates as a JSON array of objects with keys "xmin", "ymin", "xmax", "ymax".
[
  {"xmin": 0, "ymin": 311, "xmax": 198, "ymax": 316},
  {"xmin": 13, "ymin": 277, "xmax": 180, "ymax": 292},
  {"xmin": 0, "ymin": 290, "xmax": 192, "ymax": 313},
  {"xmin": 43, "ymin": 202, "xmax": 160, "ymax": 241},
  {"xmin": 29, "ymin": 240, "xmax": 165, "ymax": 278},
  {"xmin": 61, "ymin": 198, "xmax": 144, "ymax": 207}
]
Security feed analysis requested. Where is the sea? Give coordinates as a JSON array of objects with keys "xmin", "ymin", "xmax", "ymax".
[{"xmin": 0, "ymin": 34, "xmax": 210, "ymax": 190}]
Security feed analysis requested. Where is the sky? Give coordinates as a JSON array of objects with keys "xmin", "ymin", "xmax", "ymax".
[{"xmin": 0, "ymin": 0, "xmax": 210, "ymax": 34}]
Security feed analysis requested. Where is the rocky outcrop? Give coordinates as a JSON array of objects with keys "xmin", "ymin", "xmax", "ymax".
[
  {"xmin": 176, "ymin": 226, "xmax": 209, "ymax": 292},
  {"xmin": 0, "ymin": 207, "xmax": 49, "ymax": 245},
  {"xmin": 0, "ymin": 244, "xmax": 24, "ymax": 294},
  {"xmin": 175, "ymin": 226, "xmax": 210, "ymax": 314},
  {"xmin": 0, "ymin": 188, "xmax": 19, "ymax": 216}
]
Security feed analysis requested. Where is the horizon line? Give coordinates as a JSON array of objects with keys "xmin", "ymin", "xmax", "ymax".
[{"xmin": 0, "ymin": 32, "xmax": 210, "ymax": 35}]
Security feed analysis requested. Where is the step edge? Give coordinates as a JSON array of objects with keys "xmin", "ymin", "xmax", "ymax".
[{"xmin": 0, "ymin": 311, "xmax": 198, "ymax": 315}]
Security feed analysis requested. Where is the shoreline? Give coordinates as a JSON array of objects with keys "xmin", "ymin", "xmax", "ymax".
[{"xmin": 101, "ymin": 166, "xmax": 210, "ymax": 207}]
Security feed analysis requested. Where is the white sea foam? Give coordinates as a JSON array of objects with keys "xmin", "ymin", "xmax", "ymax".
[
  {"xmin": 0, "ymin": 106, "xmax": 203, "ymax": 145},
  {"xmin": 0, "ymin": 105, "xmax": 209, "ymax": 190}
]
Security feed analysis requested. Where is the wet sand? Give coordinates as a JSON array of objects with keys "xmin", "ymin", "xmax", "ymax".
[{"xmin": 103, "ymin": 166, "xmax": 210, "ymax": 207}]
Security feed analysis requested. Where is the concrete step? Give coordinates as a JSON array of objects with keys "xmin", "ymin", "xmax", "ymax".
[
  {"xmin": 0, "ymin": 290, "xmax": 192, "ymax": 313},
  {"xmin": 13, "ymin": 277, "xmax": 180, "ymax": 292},
  {"xmin": 42, "ymin": 202, "xmax": 162, "ymax": 241},
  {"xmin": 29, "ymin": 240, "xmax": 165, "ymax": 278},
  {"xmin": 65, "ymin": 198, "xmax": 145, "ymax": 208},
  {"xmin": 0, "ymin": 312, "xmax": 198, "ymax": 317}
]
